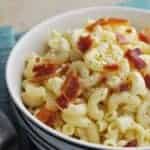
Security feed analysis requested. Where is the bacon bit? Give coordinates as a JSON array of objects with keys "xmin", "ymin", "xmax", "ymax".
[
  {"xmin": 119, "ymin": 82, "xmax": 130, "ymax": 92},
  {"xmin": 104, "ymin": 64, "xmax": 119, "ymax": 71},
  {"xmin": 99, "ymin": 76, "xmax": 107, "ymax": 84},
  {"xmin": 86, "ymin": 21, "xmax": 98, "ymax": 32},
  {"xmin": 110, "ymin": 82, "xmax": 131, "ymax": 93},
  {"xmin": 30, "ymin": 75, "xmax": 50, "ymax": 84},
  {"xmin": 77, "ymin": 35, "xmax": 93, "ymax": 53},
  {"xmin": 63, "ymin": 71, "xmax": 80, "ymax": 100},
  {"xmin": 125, "ymin": 49, "xmax": 146, "ymax": 70},
  {"xmin": 31, "ymin": 63, "xmax": 58, "ymax": 83},
  {"xmin": 144, "ymin": 74, "xmax": 150, "ymax": 89},
  {"xmin": 56, "ymin": 71, "xmax": 80, "ymax": 109},
  {"xmin": 132, "ymin": 57, "xmax": 146, "ymax": 69},
  {"xmin": 33, "ymin": 63, "xmax": 58, "ymax": 77},
  {"xmin": 100, "ymin": 18, "xmax": 129, "ymax": 26},
  {"xmin": 124, "ymin": 139, "xmax": 138, "ymax": 147},
  {"xmin": 139, "ymin": 27, "xmax": 150, "ymax": 44},
  {"xmin": 86, "ymin": 17, "xmax": 129, "ymax": 32},
  {"xmin": 36, "ymin": 107, "xmax": 51, "ymax": 123},
  {"xmin": 116, "ymin": 33, "xmax": 128, "ymax": 44},
  {"xmin": 36, "ymin": 107, "xmax": 60, "ymax": 126},
  {"xmin": 56, "ymin": 94, "xmax": 69, "ymax": 109},
  {"xmin": 130, "ymin": 48, "xmax": 142, "ymax": 55},
  {"xmin": 46, "ymin": 111, "xmax": 60, "ymax": 126}
]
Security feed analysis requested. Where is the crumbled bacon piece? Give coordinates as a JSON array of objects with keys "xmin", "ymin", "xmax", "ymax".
[
  {"xmin": 77, "ymin": 35, "xmax": 93, "ymax": 53},
  {"xmin": 36, "ymin": 107, "xmax": 51, "ymax": 123},
  {"xmin": 110, "ymin": 82, "xmax": 130, "ymax": 93},
  {"xmin": 100, "ymin": 18, "xmax": 129, "ymax": 26},
  {"xmin": 99, "ymin": 76, "xmax": 107, "ymax": 84},
  {"xmin": 30, "ymin": 75, "xmax": 51, "ymax": 84},
  {"xmin": 132, "ymin": 57, "xmax": 146, "ymax": 69},
  {"xmin": 139, "ymin": 27, "xmax": 150, "ymax": 44},
  {"xmin": 125, "ymin": 48, "xmax": 146, "ymax": 70},
  {"xmin": 129, "ymin": 48, "xmax": 142, "ymax": 55},
  {"xmin": 104, "ymin": 64, "xmax": 119, "ymax": 71},
  {"xmin": 86, "ymin": 17, "xmax": 129, "ymax": 32},
  {"xmin": 119, "ymin": 82, "xmax": 130, "ymax": 92},
  {"xmin": 56, "ymin": 71, "xmax": 80, "ymax": 109},
  {"xmin": 56, "ymin": 94, "xmax": 69, "ymax": 109},
  {"xmin": 116, "ymin": 33, "xmax": 128, "ymax": 44},
  {"xmin": 86, "ymin": 21, "xmax": 98, "ymax": 32},
  {"xmin": 46, "ymin": 111, "xmax": 60, "ymax": 126},
  {"xmin": 124, "ymin": 139, "xmax": 138, "ymax": 147},
  {"xmin": 33, "ymin": 63, "xmax": 58, "ymax": 77},
  {"xmin": 63, "ymin": 71, "xmax": 80, "ymax": 99},
  {"xmin": 144, "ymin": 74, "xmax": 150, "ymax": 89},
  {"xmin": 36, "ymin": 107, "xmax": 58, "ymax": 126}
]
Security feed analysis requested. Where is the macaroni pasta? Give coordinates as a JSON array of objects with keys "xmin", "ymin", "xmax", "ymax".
[{"xmin": 21, "ymin": 17, "xmax": 150, "ymax": 147}]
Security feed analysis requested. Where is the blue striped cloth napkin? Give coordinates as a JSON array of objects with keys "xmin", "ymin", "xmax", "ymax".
[{"xmin": 0, "ymin": 1, "xmax": 149, "ymax": 149}]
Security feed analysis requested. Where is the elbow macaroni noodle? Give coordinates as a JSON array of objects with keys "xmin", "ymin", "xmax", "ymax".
[
  {"xmin": 129, "ymin": 71, "xmax": 147, "ymax": 96},
  {"xmin": 87, "ymin": 88, "xmax": 108, "ymax": 120},
  {"xmin": 108, "ymin": 92, "xmax": 141, "ymax": 112},
  {"xmin": 21, "ymin": 18, "xmax": 150, "ymax": 147}
]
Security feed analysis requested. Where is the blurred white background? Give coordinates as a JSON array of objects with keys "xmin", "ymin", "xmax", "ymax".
[{"xmin": 0, "ymin": 0, "xmax": 124, "ymax": 31}]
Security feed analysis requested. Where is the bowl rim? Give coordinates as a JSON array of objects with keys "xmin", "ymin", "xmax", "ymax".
[{"xmin": 6, "ymin": 6, "xmax": 150, "ymax": 150}]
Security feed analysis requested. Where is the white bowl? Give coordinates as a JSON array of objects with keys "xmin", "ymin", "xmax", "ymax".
[
  {"xmin": 11, "ymin": 102, "xmax": 58, "ymax": 150},
  {"xmin": 6, "ymin": 6, "xmax": 150, "ymax": 150}
]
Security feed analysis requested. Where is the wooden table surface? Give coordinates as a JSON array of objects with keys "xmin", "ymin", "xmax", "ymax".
[{"xmin": 0, "ymin": 0, "xmax": 123, "ymax": 31}]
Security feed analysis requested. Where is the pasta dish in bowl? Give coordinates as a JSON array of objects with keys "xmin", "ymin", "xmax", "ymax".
[{"xmin": 21, "ymin": 17, "xmax": 150, "ymax": 147}]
